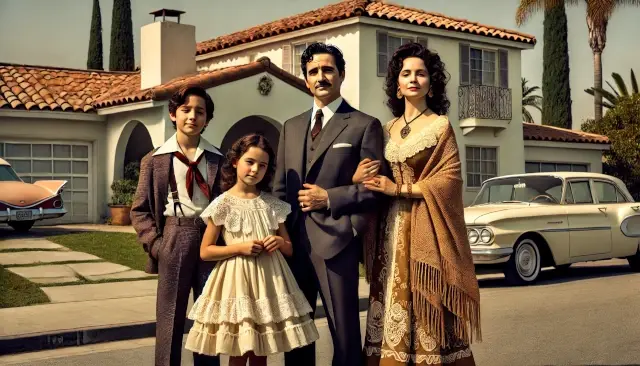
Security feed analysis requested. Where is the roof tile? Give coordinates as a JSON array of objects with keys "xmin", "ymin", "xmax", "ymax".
[
  {"xmin": 196, "ymin": 0, "xmax": 536, "ymax": 55},
  {"xmin": 522, "ymin": 123, "xmax": 609, "ymax": 145}
]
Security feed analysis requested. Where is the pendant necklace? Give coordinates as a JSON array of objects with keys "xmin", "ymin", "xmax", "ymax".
[{"xmin": 400, "ymin": 107, "xmax": 429, "ymax": 139}]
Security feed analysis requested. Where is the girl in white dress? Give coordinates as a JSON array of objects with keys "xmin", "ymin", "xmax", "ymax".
[{"xmin": 185, "ymin": 134, "xmax": 319, "ymax": 366}]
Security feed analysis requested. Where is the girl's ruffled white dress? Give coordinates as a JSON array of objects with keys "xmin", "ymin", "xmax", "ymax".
[{"xmin": 185, "ymin": 191, "xmax": 319, "ymax": 357}]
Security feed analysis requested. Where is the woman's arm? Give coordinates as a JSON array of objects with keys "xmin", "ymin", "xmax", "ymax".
[{"xmin": 200, "ymin": 219, "xmax": 263, "ymax": 261}]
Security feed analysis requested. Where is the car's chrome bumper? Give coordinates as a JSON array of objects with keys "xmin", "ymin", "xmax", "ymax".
[
  {"xmin": 0, "ymin": 207, "xmax": 67, "ymax": 223},
  {"xmin": 471, "ymin": 247, "xmax": 513, "ymax": 264}
]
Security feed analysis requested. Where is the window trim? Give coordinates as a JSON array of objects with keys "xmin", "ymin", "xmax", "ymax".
[
  {"xmin": 460, "ymin": 43, "xmax": 508, "ymax": 88},
  {"xmin": 465, "ymin": 145, "xmax": 499, "ymax": 189},
  {"xmin": 592, "ymin": 178, "xmax": 629, "ymax": 204},
  {"xmin": 564, "ymin": 179, "xmax": 595, "ymax": 205},
  {"xmin": 376, "ymin": 31, "xmax": 429, "ymax": 77}
]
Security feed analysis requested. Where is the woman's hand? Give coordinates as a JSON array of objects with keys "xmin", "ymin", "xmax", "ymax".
[
  {"xmin": 363, "ymin": 175, "xmax": 396, "ymax": 196},
  {"xmin": 352, "ymin": 158, "xmax": 380, "ymax": 184},
  {"xmin": 237, "ymin": 240, "xmax": 264, "ymax": 256},
  {"xmin": 262, "ymin": 235, "xmax": 286, "ymax": 254}
]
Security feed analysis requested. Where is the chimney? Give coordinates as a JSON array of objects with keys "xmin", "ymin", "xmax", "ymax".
[{"xmin": 141, "ymin": 9, "xmax": 196, "ymax": 89}]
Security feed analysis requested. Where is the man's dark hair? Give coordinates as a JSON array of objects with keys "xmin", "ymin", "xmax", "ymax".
[
  {"xmin": 300, "ymin": 42, "xmax": 346, "ymax": 77},
  {"xmin": 168, "ymin": 85, "xmax": 215, "ymax": 132}
]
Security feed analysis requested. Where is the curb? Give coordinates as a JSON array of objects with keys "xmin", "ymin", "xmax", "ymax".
[{"xmin": 0, "ymin": 297, "xmax": 370, "ymax": 356}]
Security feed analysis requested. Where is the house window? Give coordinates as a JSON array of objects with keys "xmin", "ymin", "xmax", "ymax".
[
  {"xmin": 377, "ymin": 32, "xmax": 428, "ymax": 76},
  {"xmin": 282, "ymin": 41, "xmax": 324, "ymax": 78},
  {"xmin": 525, "ymin": 162, "xmax": 589, "ymax": 173},
  {"xmin": 460, "ymin": 44, "xmax": 508, "ymax": 88},
  {"xmin": 466, "ymin": 147, "xmax": 497, "ymax": 188}
]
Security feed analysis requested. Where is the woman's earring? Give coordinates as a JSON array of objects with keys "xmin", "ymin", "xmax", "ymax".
[{"xmin": 396, "ymin": 87, "xmax": 403, "ymax": 99}]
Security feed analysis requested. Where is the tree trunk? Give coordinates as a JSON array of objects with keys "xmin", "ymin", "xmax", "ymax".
[{"xmin": 586, "ymin": 15, "xmax": 608, "ymax": 122}]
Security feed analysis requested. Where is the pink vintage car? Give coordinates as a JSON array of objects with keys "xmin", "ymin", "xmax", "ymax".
[{"xmin": 0, "ymin": 158, "xmax": 67, "ymax": 232}]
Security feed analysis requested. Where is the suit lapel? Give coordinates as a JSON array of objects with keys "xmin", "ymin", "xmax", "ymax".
[
  {"xmin": 291, "ymin": 110, "xmax": 311, "ymax": 179},
  {"xmin": 308, "ymin": 105, "xmax": 351, "ymax": 171}
]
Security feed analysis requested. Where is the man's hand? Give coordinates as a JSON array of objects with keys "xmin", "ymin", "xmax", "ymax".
[{"xmin": 298, "ymin": 183, "xmax": 329, "ymax": 212}]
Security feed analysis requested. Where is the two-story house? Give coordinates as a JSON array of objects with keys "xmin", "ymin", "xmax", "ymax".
[{"xmin": 0, "ymin": 1, "xmax": 609, "ymax": 226}]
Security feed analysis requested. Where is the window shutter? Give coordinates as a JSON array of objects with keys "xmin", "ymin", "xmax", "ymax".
[
  {"xmin": 376, "ymin": 31, "xmax": 388, "ymax": 75},
  {"xmin": 498, "ymin": 49, "xmax": 508, "ymax": 88},
  {"xmin": 282, "ymin": 44, "xmax": 292, "ymax": 74},
  {"xmin": 416, "ymin": 37, "xmax": 428, "ymax": 49},
  {"xmin": 460, "ymin": 43, "xmax": 470, "ymax": 85}
]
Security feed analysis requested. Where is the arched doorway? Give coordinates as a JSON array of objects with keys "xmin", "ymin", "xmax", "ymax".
[
  {"xmin": 124, "ymin": 122, "xmax": 154, "ymax": 176},
  {"xmin": 220, "ymin": 116, "xmax": 282, "ymax": 157}
]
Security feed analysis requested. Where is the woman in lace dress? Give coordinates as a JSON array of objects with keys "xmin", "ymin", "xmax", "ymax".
[
  {"xmin": 354, "ymin": 43, "xmax": 482, "ymax": 365},
  {"xmin": 185, "ymin": 134, "xmax": 319, "ymax": 366}
]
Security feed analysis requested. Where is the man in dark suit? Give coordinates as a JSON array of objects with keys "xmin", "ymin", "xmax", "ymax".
[{"xmin": 273, "ymin": 43, "xmax": 388, "ymax": 366}]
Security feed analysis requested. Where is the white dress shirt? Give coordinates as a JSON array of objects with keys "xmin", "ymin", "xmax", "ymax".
[
  {"xmin": 153, "ymin": 133, "xmax": 222, "ymax": 217},
  {"xmin": 310, "ymin": 96, "xmax": 343, "ymax": 131}
]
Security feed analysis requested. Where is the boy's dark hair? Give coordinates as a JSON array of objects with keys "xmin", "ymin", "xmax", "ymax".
[
  {"xmin": 300, "ymin": 42, "xmax": 346, "ymax": 78},
  {"xmin": 168, "ymin": 85, "xmax": 215, "ymax": 133},
  {"xmin": 219, "ymin": 134, "xmax": 276, "ymax": 193}
]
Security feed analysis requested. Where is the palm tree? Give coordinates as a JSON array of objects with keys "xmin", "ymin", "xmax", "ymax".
[
  {"xmin": 522, "ymin": 77, "xmax": 543, "ymax": 123},
  {"xmin": 516, "ymin": 0, "xmax": 640, "ymax": 122},
  {"xmin": 584, "ymin": 68, "xmax": 638, "ymax": 109}
]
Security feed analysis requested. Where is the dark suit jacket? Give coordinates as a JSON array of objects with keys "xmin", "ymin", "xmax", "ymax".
[
  {"xmin": 273, "ymin": 100, "xmax": 389, "ymax": 259},
  {"xmin": 130, "ymin": 149, "xmax": 223, "ymax": 274}
]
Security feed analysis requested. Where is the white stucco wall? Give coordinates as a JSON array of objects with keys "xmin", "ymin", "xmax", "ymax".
[
  {"xmin": 0, "ymin": 112, "xmax": 106, "ymax": 223},
  {"xmin": 103, "ymin": 105, "xmax": 167, "ymax": 215},
  {"xmin": 524, "ymin": 142, "xmax": 606, "ymax": 173},
  {"xmin": 202, "ymin": 73, "xmax": 312, "ymax": 146}
]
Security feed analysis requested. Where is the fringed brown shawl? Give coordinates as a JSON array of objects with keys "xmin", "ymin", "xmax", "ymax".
[{"xmin": 363, "ymin": 122, "xmax": 481, "ymax": 348}]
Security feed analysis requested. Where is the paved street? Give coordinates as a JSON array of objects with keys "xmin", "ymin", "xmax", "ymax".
[{"xmin": 2, "ymin": 259, "xmax": 640, "ymax": 365}]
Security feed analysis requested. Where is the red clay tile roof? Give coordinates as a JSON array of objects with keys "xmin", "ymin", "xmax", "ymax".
[
  {"xmin": 523, "ymin": 122, "xmax": 610, "ymax": 145},
  {"xmin": 93, "ymin": 57, "xmax": 310, "ymax": 108},
  {"xmin": 0, "ymin": 64, "xmax": 137, "ymax": 112},
  {"xmin": 0, "ymin": 58, "xmax": 309, "ymax": 112},
  {"xmin": 196, "ymin": 0, "xmax": 536, "ymax": 55}
]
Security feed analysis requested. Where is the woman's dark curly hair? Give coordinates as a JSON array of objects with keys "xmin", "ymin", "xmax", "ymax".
[
  {"xmin": 384, "ymin": 42, "xmax": 451, "ymax": 117},
  {"xmin": 219, "ymin": 134, "xmax": 276, "ymax": 193}
]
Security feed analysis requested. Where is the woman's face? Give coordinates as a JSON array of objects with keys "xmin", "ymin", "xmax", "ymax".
[{"xmin": 397, "ymin": 57, "xmax": 431, "ymax": 100}]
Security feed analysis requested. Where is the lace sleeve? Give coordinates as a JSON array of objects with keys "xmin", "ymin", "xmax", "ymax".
[
  {"xmin": 263, "ymin": 194, "xmax": 291, "ymax": 224},
  {"xmin": 200, "ymin": 194, "xmax": 229, "ymax": 226}
]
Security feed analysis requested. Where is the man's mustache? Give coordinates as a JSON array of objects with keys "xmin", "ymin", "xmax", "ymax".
[{"xmin": 315, "ymin": 81, "xmax": 332, "ymax": 88}]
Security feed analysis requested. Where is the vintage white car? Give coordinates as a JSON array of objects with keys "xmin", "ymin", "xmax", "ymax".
[
  {"xmin": 0, "ymin": 158, "xmax": 67, "ymax": 232},
  {"xmin": 465, "ymin": 172, "xmax": 640, "ymax": 285}
]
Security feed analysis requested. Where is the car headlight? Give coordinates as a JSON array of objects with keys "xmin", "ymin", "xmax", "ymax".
[
  {"xmin": 480, "ymin": 228, "xmax": 493, "ymax": 243},
  {"xmin": 468, "ymin": 228, "xmax": 479, "ymax": 245},
  {"xmin": 467, "ymin": 227, "xmax": 494, "ymax": 245}
]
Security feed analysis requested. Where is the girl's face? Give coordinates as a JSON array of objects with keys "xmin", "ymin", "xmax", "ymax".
[
  {"xmin": 234, "ymin": 146, "xmax": 270, "ymax": 187},
  {"xmin": 398, "ymin": 57, "xmax": 431, "ymax": 100}
]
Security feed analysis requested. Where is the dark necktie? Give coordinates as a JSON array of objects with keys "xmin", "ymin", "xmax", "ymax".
[
  {"xmin": 311, "ymin": 109, "xmax": 323, "ymax": 140},
  {"xmin": 173, "ymin": 151, "xmax": 211, "ymax": 201}
]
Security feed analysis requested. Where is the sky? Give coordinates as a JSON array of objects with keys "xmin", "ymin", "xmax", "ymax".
[{"xmin": 0, "ymin": 0, "xmax": 639, "ymax": 128}]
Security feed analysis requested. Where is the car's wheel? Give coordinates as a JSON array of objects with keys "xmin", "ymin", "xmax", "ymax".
[
  {"xmin": 627, "ymin": 249, "xmax": 640, "ymax": 272},
  {"xmin": 504, "ymin": 238, "xmax": 542, "ymax": 286},
  {"xmin": 9, "ymin": 220, "xmax": 35, "ymax": 233}
]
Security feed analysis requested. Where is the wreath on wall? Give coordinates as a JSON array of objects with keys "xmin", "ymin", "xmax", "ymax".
[{"xmin": 257, "ymin": 75, "xmax": 274, "ymax": 96}]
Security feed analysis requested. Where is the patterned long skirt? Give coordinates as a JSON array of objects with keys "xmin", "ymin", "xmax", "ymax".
[{"xmin": 362, "ymin": 199, "xmax": 476, "ymax": 366}]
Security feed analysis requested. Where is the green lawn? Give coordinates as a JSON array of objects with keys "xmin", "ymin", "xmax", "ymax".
[
  {"xmin": 48, "ymin": 232, "xmax": 148, "ymax": 272},
  {"xmin": 0, "ymin": 266, "xmax": 50, "ymax": 308}
]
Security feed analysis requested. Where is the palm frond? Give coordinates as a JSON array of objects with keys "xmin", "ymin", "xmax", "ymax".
[
  {"xmin": 523, "ymin": 95, "xmax": 543, "ymax": 110},
  {"xmin": 631, "ymin": 68, "xmax": 638, "ymax": 94},
  {"xmin": 522, "ymin": 108, "xmax": 534, "ymax": 123},
  {"xmin": 585, "ymin": 86, "xmax": 618, "ymax": 106},
  {"xmin": 515, "ymin": 0, "xmax": 547, "ymax": 26},
  {"xmin": 611, "ymin": 72, "xmax": 629, "ymax": 97},
  {"xmin": 605, "ymin": 81, "xmax": 620, "ymax": 98}
]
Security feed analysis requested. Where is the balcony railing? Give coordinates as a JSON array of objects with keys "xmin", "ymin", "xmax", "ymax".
[{"xmin": 458, "ymin": 85, "xmax": 512, "ymax": 120}]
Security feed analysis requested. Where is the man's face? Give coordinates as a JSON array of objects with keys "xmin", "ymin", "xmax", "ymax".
[
  {"xmin": 170, "ymin": 95, "xmax": 207, "ymax": 136},
  {"xmin": 304, "ymin": 53, "xmax": 344, "ymax": 102}
]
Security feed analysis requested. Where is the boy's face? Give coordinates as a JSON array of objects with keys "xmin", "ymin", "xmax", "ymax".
[{"xmin": 170, "ymin": 95, "xmax": 208, "ymax": 136}]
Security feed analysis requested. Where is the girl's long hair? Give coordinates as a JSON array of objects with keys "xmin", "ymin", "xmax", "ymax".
[{"xmin": 219, "ymin": 134, "xmax": 276, "ymax": 193}]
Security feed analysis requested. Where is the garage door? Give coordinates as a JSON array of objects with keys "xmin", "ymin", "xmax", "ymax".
[{"xmin": 0, "ymin": 141, "xmax": 92, "ymax": 224}]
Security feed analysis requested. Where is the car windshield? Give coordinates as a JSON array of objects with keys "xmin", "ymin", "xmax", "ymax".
[
  {"xmin": 0, "ymin": 165, "xmax": 22, "ymax": 182},
  {"xmin": 471, "ymin": 175, "xmax": 564, "ymax": 205}
]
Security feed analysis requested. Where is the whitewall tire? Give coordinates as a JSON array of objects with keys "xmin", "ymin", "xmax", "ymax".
[{"xmin": 504, "ymin": 238, "xmax": 541, "ymax": 285}]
